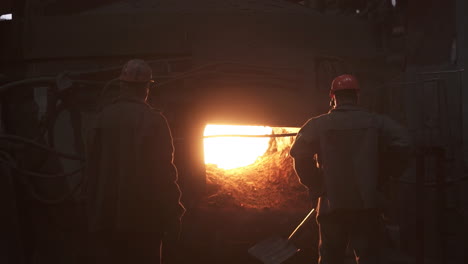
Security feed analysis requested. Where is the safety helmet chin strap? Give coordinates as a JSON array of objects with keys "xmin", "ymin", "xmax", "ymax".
[{"xmin": 329, "ymin": 96, "xmax": 336, "ymax": 109}]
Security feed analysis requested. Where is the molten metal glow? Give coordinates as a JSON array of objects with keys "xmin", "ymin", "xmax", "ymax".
[{"xmin": 204, "ymin": 125, "xmax": 272, "ymax": 170}]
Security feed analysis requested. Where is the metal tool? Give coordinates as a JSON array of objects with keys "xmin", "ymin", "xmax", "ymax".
[{"xmin": 248, "ymin": 208, "xmax": 316, "ymax": 264}]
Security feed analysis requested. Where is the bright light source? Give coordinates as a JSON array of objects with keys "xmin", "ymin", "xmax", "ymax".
[
  {"xmin": 356, "ymin": 9, "xmax": 360, "ymax": 14},
  {"xmin": 391, "ymin": 0, "xmax": 397, "ymax": 7},
  {"xmin": 0, "ymin": 14, "xmax": 12, "ymax": 21},
  {"xmin": 204, "ymin": 125, "xmax": 272, "ymax": 170}
]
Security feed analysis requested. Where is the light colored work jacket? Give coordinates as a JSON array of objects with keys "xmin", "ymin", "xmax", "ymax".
[{"xmin": 290, "ymin": 104, "xmax": 410, "ymax": 216}]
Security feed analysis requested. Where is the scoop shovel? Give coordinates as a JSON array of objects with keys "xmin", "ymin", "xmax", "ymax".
[{"xmin": 248, "ymin": 208, "xmax": 316, "ymax": 264}]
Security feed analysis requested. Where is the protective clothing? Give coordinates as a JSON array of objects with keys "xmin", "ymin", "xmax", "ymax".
[
  {"xmin": 290, "ymin": 104, "xmax": 410, "ymax": 264},
  {"xmin": 329, "ymin": 74, "xmax": 360, "ymax": 98},
  {"xmin": 318, "ymin": 210, "xmax": 381, "ymax": 264},
  {"xmin": 85, "ymin": 96, "xmax": 185, "ymax": 234},
  {"xmin": 119, "ymin": 59, "xmax": 153, "ymax": 83},
  {"xmin": 290, "ymin": 104, "xmax": 410, "ymax": 216}
]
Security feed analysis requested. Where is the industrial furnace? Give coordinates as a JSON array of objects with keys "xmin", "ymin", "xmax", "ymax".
[{"xmin": 3, "ymin": 1, "xmax": 467, "ymax": 264}]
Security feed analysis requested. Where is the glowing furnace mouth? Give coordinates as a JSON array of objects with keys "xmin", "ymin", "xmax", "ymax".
[
  {"xmin": 203, "ymin": 125, "xmax": 273, "ymax": 170},
  {"xmin": 203, "ymin": 126, "xmax": 308, "ymax": 209}
]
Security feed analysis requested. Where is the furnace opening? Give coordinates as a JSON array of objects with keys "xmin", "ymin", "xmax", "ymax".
[
  {"xmin": 204, "ymin": 125, "xmax": 273, "ymax": 169},
  {"xmin": 202, "ymin": 125, "xmax": 310, "ymax": 210}
]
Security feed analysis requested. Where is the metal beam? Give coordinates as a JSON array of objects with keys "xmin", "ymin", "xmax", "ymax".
[{"xmin": 456, "ymin": 0, "xmax": 468, "ymax": 166}]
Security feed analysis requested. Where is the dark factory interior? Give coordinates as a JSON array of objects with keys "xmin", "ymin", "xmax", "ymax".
[{"xmin": 1, "ymin": 0, "xmax": 467, "ymax": 264}]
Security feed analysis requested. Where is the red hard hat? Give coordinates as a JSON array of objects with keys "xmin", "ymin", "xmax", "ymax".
[
  {"xmin": 119, "ymin": 59, "xmax": 153, "ymax": 83},
  {"xmin": 329, "ymin": 74, "xmax": 360, "ymax": 98}
]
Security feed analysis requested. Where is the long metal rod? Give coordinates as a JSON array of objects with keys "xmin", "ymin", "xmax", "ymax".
[
  {"xmin": 435, "ymin": 148, "xmax": 446, "ymax": 264},
  {"xmin": 288, "ymin": 208, "xmax": 316, "ymax": 241},
  {"xmin": 204, "ymin": 133, "xmax": 297, "ymax": 138},
  {"xmin": 418, "ymin": 69, "xmax": 465, "ymax": 75},
  {"xmin": 416, "ymin": 149, "xmax": 425, "ymax": 264}
]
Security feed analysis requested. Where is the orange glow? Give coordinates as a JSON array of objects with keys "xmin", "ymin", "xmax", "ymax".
[{"xmin": 204, "ymin": 125, "xmax": 273, "ymax": 170}]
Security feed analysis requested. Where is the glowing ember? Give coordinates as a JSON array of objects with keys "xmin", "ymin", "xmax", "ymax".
[
  {"xmin": 204, "ymin": 125, "xmax": 273, "ymax": 169},
  {"xmin": 204, "ymin": 127, "xmax": 308, "ymax": 209}
]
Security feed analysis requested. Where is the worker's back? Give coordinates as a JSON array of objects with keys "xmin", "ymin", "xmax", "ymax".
[
  {"xmin": 86, "ymin": 97, "xmax": 183, "ymax": 233},
  {"xmin": 298, "ymin": 105, "xmax": 409, "ymax": 215},
  {"xmin": 290, "ymin": 75, "xmax": 411, "ymax": 263}
]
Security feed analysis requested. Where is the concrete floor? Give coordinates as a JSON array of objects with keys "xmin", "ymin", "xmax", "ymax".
[{"xmin": 24, "ymin": 202, "xmax": 444, "ymax": 264}]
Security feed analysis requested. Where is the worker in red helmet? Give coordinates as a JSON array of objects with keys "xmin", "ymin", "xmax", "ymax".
[
  {"xmin": 85, "ymin": 59, "xmax": 185, "ymax": 264},
  {"xmin": 290, "ymin": 74, "xmax": 411, "ymax": 264}
]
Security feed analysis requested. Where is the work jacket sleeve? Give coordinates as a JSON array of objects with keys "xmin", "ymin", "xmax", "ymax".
[
  {"xmin": 290, "ymin": 118, "xmax": 324, "ymax": 200},
  {"xmin": 379, "ymin": 116, "xmax": 412, "ymax": 179},
  {"xmin": 142, "ymin": 113, "xmax": 186, "ymax": 228}
]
